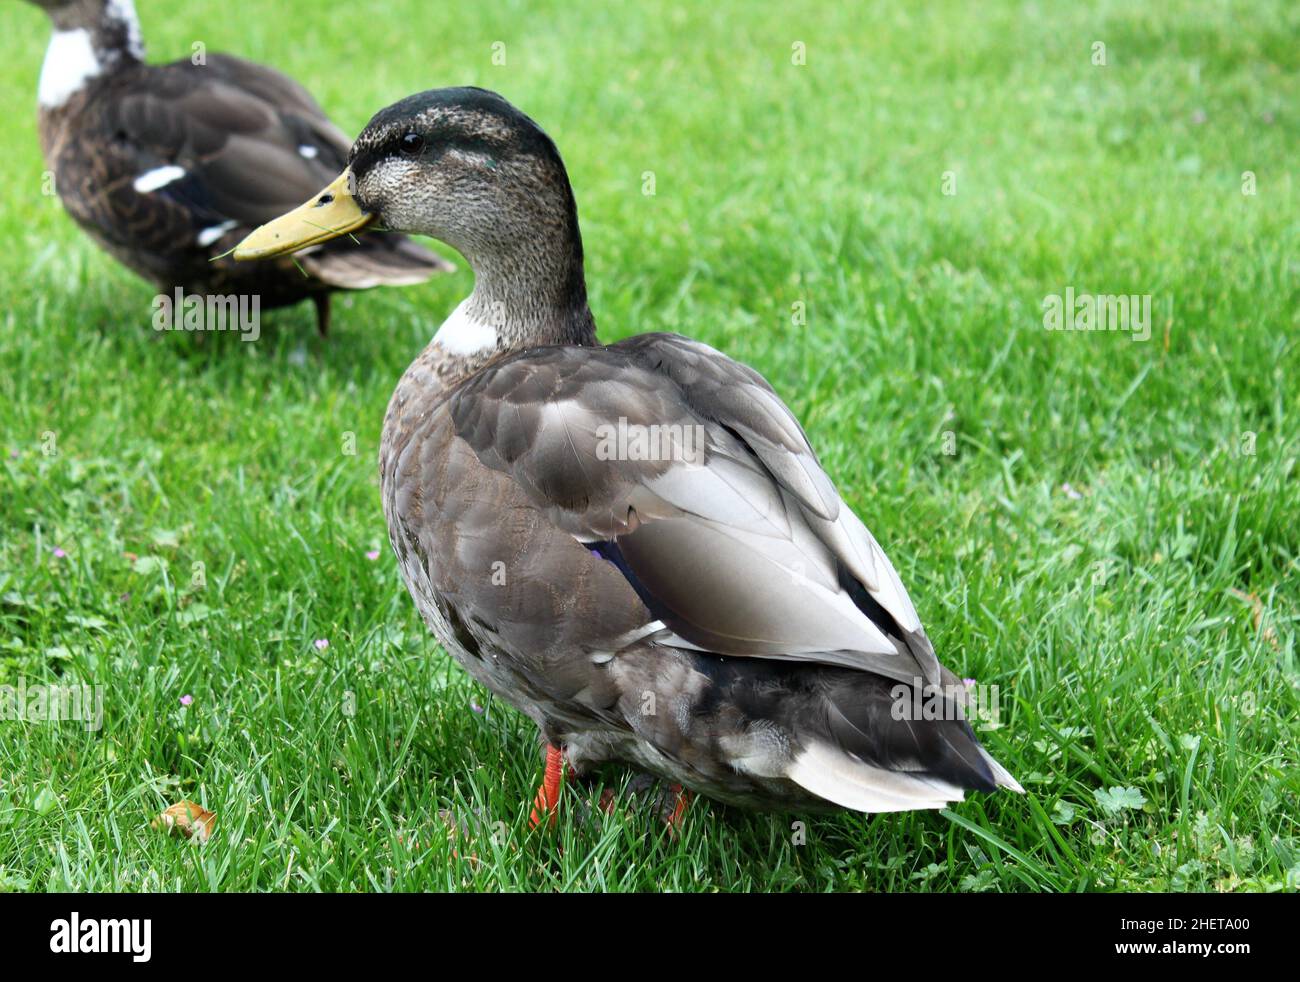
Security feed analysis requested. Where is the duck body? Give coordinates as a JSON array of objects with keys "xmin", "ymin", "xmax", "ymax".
[
  {"xmin": 29, "ymin": 0, "xmax": 448, "ymax": 331},
  {"xmin": 238, "ymin": 86, "xmax": 1022, "ymax": 814},
  {"xmin": 382, "ymin": 335, "xmax": 1016, "ymax": 811}
]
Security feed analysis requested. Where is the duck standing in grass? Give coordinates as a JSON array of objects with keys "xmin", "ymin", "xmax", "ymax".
[
  {"xmin": 237, "ymin": 87, "xmax": 1023, "ymax": 821},
  {"xmin": 24, "ymin": 0, "xmax": 450, "ymax": 334}
]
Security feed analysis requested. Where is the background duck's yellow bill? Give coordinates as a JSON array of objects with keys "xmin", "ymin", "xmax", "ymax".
[{"xmin": 234, "ymin": 170, "xmax": 372, "ymax": 260}]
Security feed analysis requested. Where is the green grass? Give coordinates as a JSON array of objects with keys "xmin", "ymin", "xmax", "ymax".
[{"xmin": 0, "ymin": 0, "xmax": 1297, "ymax": 892}]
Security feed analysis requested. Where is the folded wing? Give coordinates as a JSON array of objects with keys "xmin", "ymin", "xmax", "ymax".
[{"xmin": 449, "ymin": 333, "xmax": 941, "ymax": 686}]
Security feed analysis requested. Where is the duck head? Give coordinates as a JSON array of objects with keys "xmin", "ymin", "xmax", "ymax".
[{"xmin": 236, "ymin": 87, "xmax": 593, "ymax": 346}]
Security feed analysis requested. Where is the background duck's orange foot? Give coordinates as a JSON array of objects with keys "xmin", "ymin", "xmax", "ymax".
[{"xmin": 528, "ymin": 743, "xmax": 565, "ymax": 829}]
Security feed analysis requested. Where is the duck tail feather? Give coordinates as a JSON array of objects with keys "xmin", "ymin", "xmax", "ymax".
[
  {"xmin": 978, "ymin": 746, "xmax": 1025, "ymax": 793},
  {"xmin": 786, "ymin": 741, "xmax": 965, "ymax": 813},
  {"xmin": 823, "ymin": 686, "xmax": 999, "ymax": 794}
]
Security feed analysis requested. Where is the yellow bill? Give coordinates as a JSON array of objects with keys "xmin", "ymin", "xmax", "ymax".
[{"xmin": 234, "ymin": 169, "xmax": 373, "ymax": 260}]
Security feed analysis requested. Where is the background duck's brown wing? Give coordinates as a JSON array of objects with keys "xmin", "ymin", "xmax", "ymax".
[
  {"xmin": 53, "ymin": 53, "xmax": 448, "ymax": 289},
  {"xmin": 447, "ymin": 334, "xmax": 942, "ymax": 687},
  {"xmin": 110, "ymin": 54, "xmax": 353, "ymax": 218}
]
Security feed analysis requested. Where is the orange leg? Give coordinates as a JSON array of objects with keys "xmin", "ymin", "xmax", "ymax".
[
  {"xmin": 665, "ymin": 783, "xmax": 692, "ymax": 833},
  {"xmin": 597, "ymin": 788, "xmax": 618, "ymax": 815},
  {"xmin": 529, "ymin": 744, "xmax": 565, "ymax": 828}
]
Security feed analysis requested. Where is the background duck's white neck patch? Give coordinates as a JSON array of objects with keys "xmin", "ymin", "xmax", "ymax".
[
  {"xmin": 39, "ymin": 30, "xmax": 101, "ymax": 108},
  {"xmin": 38, "ymin": 0, "xmax": 143, "ymax": 109},
  {"xmin": 433, "ymin": 298, "xmax": 498, "ymax": 356},
  {"xmin": 107, "ymin": 0, "xmax": 146, "ymax": 60}
]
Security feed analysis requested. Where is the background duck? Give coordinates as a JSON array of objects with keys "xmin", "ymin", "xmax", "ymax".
[
  {"xmin": 24, "ymin": 0, "xmax": 450, "ymax": 334},
  {"xmin": 237, "ymin": 87, "xmax": 1023, "ymax": 820}
]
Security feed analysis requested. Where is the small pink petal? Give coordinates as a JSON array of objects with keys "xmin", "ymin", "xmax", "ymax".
[
  {"xmin": 963, "ymin": 678, "xmax": 977, "ymax": 687},
  {"xmin": 365, "ymin": 550, "xmax": 381, "ymax": 561},
  {"xmin": 470, "ymin": 700, "xmax": 485, "ymax": 714},
  {"xmin": 52, "ymin": 547, "xmax": 67, "ymax": 558},
  {"xmin": 314, "ymin": 638, "xmax": 329, "ymax": 651},
  {"xmin": 180, "ymin": 694, "xmax": 194, "ymax": 706}
]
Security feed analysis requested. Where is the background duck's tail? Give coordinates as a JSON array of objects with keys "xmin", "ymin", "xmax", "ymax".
[{"xmin": 301, "ymin": 231, "xmax": 452, "ymax": 289}]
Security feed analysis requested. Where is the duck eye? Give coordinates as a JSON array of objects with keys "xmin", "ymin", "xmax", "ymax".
[{"xmin": 399, "ymin": 132, "xmax": 425, "ymax": 155}]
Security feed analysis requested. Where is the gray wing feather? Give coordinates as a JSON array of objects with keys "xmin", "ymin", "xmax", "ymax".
[{"xmin": 449, "ymin": 335, "xmax": 940, "ymax": 683}]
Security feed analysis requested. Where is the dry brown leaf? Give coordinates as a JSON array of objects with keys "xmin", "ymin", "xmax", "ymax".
[
  {"xmin": 1229, "ymin": 588, "xmax": 1280, "ymax": 651},
  {"xmin": 152, "ymin": 800, "xmax": 215, "ymax": 842}
]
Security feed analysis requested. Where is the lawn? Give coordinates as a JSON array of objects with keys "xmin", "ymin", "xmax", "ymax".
[{"xmin": 0, "ymin": 0, "xmax": 1296, "ymax": 892}]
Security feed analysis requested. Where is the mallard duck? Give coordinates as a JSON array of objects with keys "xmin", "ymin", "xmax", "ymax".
[
  {"xmin": 236, "ymin": 87, "xmax": 1023, "ymax": 820},
  {"xmin": 24, "ymin": 0, "xmax": 450, "ymax": 334}
]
